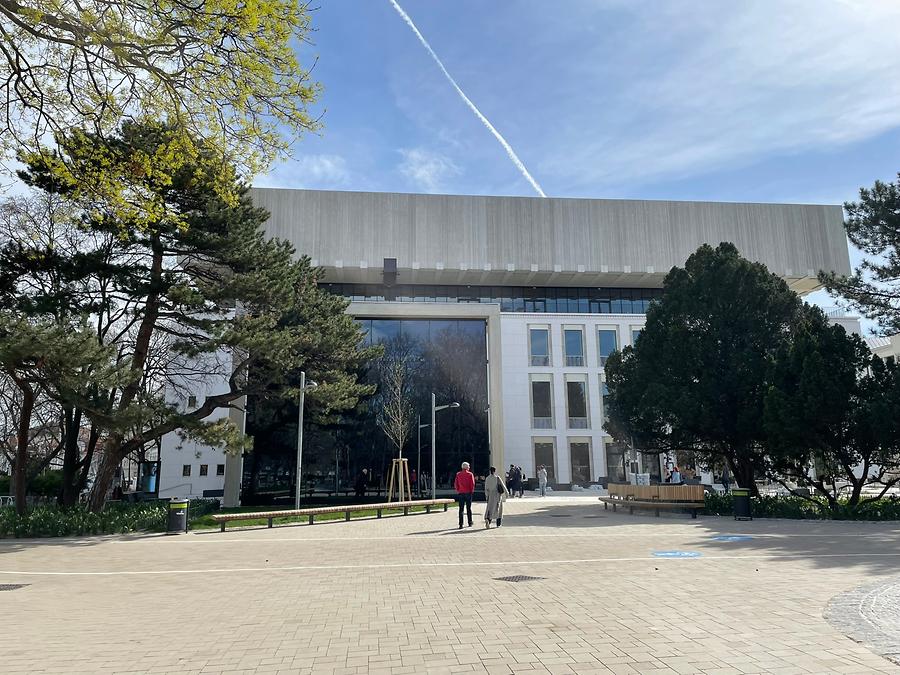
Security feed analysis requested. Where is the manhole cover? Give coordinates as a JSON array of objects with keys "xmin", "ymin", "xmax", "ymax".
[
  {"xmin": 549, "ymin": 514, "xmax": 572, "ymax": 517},
  {"xmin": 494, "ymin": 575, "xmax": 545, "ymax": 583},
  {"xmin": 0, "ymin": 584, "xmax": 28, "ymax": 591}
]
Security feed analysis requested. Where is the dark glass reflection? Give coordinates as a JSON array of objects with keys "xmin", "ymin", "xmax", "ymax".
[
  {"xmin": 321, "ymin": 283, "xmax": 660, "ymax": 314},
  {"xmin": 243, "ymin": 318, "xmax": 489, "ymax": 505}
]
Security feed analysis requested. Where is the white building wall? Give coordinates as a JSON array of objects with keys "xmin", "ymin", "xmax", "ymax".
[
  {"xmin": 499, "ymin": 312, "xmax": 645, "ymax": 487},
  {"xmin": 157, "ymin": 350, "xmax": 233, "ymax": 500}
]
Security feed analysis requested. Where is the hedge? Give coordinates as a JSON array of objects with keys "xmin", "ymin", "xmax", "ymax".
[
  {"xmin": 703, "ymin": 492, "xmax": 900, "ymax": 520},
  {"xmin": 0, "ymin": 498, "xmax": 220, "ymax": 538}
]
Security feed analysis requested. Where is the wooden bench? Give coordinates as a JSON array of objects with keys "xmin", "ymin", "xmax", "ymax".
[
  {"xmin": 599, "ymin": 484, "xmax": 706, "ymax": 518},
  {"xmin": 210, "ymin": 498, "xmax": 456, "ymax": 532}
]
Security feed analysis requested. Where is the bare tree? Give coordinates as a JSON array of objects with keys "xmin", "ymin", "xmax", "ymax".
[{"xmin": 375, "ymin": 339, "xmax": 417, "ymax": 460}]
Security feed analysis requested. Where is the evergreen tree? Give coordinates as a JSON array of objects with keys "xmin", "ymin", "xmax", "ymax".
[
  {"xmin": 604, "ymin": 243, "xmax": 805, "ymax": 494},
  {"xmin": 820, "ymin": 173, "xmax": 900, "ymax": 334},
  {"xmin": 6, "ymin": 121, "xmax": 377, "ymax": 511}
]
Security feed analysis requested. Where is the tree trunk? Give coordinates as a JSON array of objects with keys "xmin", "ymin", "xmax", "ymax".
[
  {"xmin": 88, "ymin": 235, "xmax": 163, "ymax": 512},
  {"xmin": 13, "ymin": 381, "xmax": 34, "ymax": 516},
  {"xmin": 726, "ymin": 454, "xmax": 759, "ymax": 497},
  {"xmin": 59, "ymin": 406, "xmax": 83, "ymax": 508},
  {"xmin": 87, "ymin": 436, "xmax": 123, "ymax": 512}
]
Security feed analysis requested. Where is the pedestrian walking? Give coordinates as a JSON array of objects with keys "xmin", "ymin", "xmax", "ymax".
[
  {"xmin": 483, "ymin": 467, "xmax": 508, "ymax": 528},
  {"xmin": 517, "ymin": 466, "xmax": 526, "ymax": 497},
  {"xmin": 454, "ymin": 461, "xmax": 475, "ymax": 529},
  {"xmin": 538, "ymin": 465, "xmax": 548, "ymax": 497},
  {"xmin": 507, "ymin": 464, "xmax": 517, "ymax": 497}
]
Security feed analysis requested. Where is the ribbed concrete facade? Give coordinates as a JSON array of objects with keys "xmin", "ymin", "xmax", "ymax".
[{"xmin": 251, "ymin": 188, "xmax": 850, "ymax": 293}]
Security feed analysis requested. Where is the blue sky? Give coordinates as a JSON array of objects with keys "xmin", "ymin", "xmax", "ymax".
[{"xmin": 258, "ymin": 0, "xmax": 900, "ymax": 327}]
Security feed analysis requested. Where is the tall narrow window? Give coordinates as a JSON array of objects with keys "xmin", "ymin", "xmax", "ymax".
[
  {"xmin": 631, "ymin": 327, "xmax": 643, "ymax": 345},
  {"xmin": 601, "ymin": 381, "xmax": 610, "ymax": 424},
  {"xmin": 564, "ymin": 328, "xmax": 585, "ymax": 366},
  {"xmin": 187, "ymin": 395, "xmax": 197, "ymax": 409},
  {"xmin": 182, "ymin": 465, "xmax": 191, "ymax": 477},
  {"xmin": 529, "ymin": 327, "xmax": 550, "ymax": 366},
  {"xmin": 531, "ymin": 378, "xmax": 553, "ymax": 429},
  {"xmin": 606, "ymin": 441, "xmax": 627, "ymax": 482},
  {"xmin": 570, "ymin": 441, "xmax": 591, "ymax": 484},
  {"xmin": 566, "ymin": 379, "xmax": 589, "ymax": 429},
  {"xmin": 199, "ymin": 464, "xmax": 208, "ymax": 477},
  {"xmin": 597, "ymin": 329, "xmax": 618, "ymax": 366},
  {"xmin": 533, "ymin": 439, "xmax": 556, "ymax": 483}
]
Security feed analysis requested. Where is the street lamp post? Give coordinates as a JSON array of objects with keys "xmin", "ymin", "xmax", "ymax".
[
  {"xmin": 417, "ymin": 416, "xmax": 430, "ymax": 497},
  {"xmin": 294, "ymin": 371, "xmax": 319, "ymax": 510},
  {"xmin": 430, "ymin": 393, "xmax": 460, "ymax": 500}
]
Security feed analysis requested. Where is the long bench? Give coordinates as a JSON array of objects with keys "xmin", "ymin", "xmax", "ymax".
[
  {"xmin": 599, "ymin": 484, "xmax": 706, "ymax": 518},
  {"xmin": 210, "ymin": 498, "xmax": 456, "ymax": 532}
]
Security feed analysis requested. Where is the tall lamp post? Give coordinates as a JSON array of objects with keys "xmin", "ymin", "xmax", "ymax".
[
  {"xmin": 295, "ymin": 371, "xmax": 319, "ymax": 509},
  {"xmin": 417, "ymin": 416, "xmax": 430, "ymax": 497},
  {"xmin": 431, "ymin": 393, "xmax": 460, "ymax": 500}
]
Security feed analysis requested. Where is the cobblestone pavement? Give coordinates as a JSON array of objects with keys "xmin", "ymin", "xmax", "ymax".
[
  {"xmin": 2, "ymin": 497, "xmax": 900, "ymax": 675},
  {"xmin": 826, "ymin": 575, "xmax": 900, "ymax": 666}
]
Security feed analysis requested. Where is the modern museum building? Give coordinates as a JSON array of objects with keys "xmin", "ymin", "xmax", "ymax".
[{"xmin": 156, "ymin": 188, "xmax": 853, "ymax": 505}]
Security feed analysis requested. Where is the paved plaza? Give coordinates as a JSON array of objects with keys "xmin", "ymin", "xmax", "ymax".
[{"xmin": 2, "ymin": 497, "xmax": 900, "ymax": 675}]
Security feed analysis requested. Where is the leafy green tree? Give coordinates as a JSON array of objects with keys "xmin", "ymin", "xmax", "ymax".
[
  {"xmin": 604, "ymin": 243, "xmax": 805, "ymax": 494},
  {"xmin": 6, "ymin": 121, "xmax": 376, "ymax": 511},
  {"xmin": 820, "ymin": 173, "xmax": 900, "ymax": 334},
  {"xmin": 762, "ymin": 306, "xmax": 892, "ymax": 512},
  {"xmin": 0, "ymin": 0, "xmax": 320, "ymax": 176}
]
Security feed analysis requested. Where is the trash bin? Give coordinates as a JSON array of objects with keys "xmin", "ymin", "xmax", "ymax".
[
  {"xmin": 732, "ymin": 488, "xmax": 752, "ymax": 521},
  {"xmin": 166, "ymin": 498, "xmax": 189, "ymax": 534}
]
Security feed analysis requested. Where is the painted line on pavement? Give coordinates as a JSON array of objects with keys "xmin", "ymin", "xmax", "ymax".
[{"xmin": 3, "ymin": 551, "xmax": 900, "ymax": 576}]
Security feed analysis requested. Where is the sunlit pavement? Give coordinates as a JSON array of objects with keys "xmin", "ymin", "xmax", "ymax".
[{"xmin": 1, "ymin": 498, "xmax": 899, "ymax": 674}]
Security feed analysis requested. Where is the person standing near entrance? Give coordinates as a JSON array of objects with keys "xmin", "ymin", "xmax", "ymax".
[
  {"xmin": 354, "ymin": 468, "xmax": 368, "ymax": 498},
  {"xmin": 483, "ymin": 467, "xmax": 507, "ymax": 528},
  {"xmin": 538, "ymin": 465, "xmax": 548, "ymax": 497},
  {"xmin": 454, "ymin": 462, "xmax": 475, "ymax": 529}
]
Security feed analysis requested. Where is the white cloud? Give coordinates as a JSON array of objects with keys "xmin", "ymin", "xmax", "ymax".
[
  {"xmin": 397, "ymin": 147, "xmax": 461, "ymax": 193},
  {"xmin": 529, "ymin": 0, "xmax": 900, "ymax": 192},
  {"xmin": 254, "ymin": 154, "xmax": 350, "ymax": 189}
]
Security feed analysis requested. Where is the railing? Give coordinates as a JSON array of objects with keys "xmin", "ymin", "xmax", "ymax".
[
  {"xmin": 532, "ymin": 417, "xmax": 553, "ymax": 429},
  {"xmin": 529, "ymin": 355, "xmax": 550, "ymax": 366},
  {"xmin": 565, "ymin": 355, "xmax": 585, "ymax": 367},
  {"xmin": 568, "ymin": 417, "xmax": 590, "ymax": 429}
]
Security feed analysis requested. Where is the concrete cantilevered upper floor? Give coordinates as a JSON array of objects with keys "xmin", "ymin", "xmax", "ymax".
[{"xmin": 250, "ymin": 188, "xmax": 850, "ymax": 295}]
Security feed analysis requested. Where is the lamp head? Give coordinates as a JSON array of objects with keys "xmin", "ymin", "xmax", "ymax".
[{"xmin": 449, "ymin": 402, "xmax": 460, "ymax": 408}]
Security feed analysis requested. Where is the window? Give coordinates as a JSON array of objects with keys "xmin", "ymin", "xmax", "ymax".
[
  {"xmin": 187, "ymin": 395, "xmax": 197, "ymax": 409},
  {"xmin": 199, "ymin": 464, "xmax": 208, "ymax": 476},
  {"xmin": 606, "ymin": 441, "xmax": 627, "ymax": 482},
  {"xmin": 182, "ymin": 464, "xmax": 191, "ymax": 477},
  {"xmin": 529, "ymin": 327, "xmax": 550, "ymax": 366},
  {"xmin": 564, "ymin": 328, "xmax": 585, "ymax": 366},
  {"xmin": 216, "ymin": 464, "xmax": 225, "ymax": 476},
  {"xmin": 533, "ymin": 439, "xmax": 556, "ymax": 483},
  {"xmin": 631, "ymin": 327, "xmax": 643, "ymax": 345},
  {"xmin": 566, "ymin": 378, "xmax": 589, "ymax": 429},
  {"xmin": 530, "ymin": 377, "xmax": 553, "ymax": 429},
  {"xmin": 570, "ymin": 440, "xmax": 591, "ymax": 484},
  {"xmin": 601, "ymin": 381, "xmax": 610, "ymax": 424},
  {"xmin": 597, "ymin": 329, "xmax": 618, "ymax": 366}
]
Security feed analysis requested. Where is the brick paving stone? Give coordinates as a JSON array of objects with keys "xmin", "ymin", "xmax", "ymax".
[{"xmin": 1, "ymin": 497, "xmax": 900, "ymax": 673}]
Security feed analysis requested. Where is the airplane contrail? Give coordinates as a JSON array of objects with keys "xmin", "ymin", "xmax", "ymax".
[{"xmin": 388, "ymin": 0, "xmax": 547, "ymax": 198}]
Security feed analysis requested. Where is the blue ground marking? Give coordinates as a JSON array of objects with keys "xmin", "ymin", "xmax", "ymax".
[
  {"xmin": 711, "ymin": 535, "xmax": 754, "ymax": 542},
  {"xmin": 652, "ymin": 550, "xmax": 702, "ymax": 558}
]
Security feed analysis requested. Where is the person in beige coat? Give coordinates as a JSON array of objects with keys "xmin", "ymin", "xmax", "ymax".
[{"xmin": 483, "ymin": 466, "xmax": 508, "ymax": 528}]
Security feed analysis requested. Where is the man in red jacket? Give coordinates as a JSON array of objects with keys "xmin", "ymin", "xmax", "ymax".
[{"xmin": 454, "ymin": 461, "xmax": 475, "ymax": 529}]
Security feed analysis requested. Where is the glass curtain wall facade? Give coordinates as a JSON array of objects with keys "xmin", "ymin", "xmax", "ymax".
[{"xmin": 242, "ymin": 318, "xmax": 488, "ymax": 505}]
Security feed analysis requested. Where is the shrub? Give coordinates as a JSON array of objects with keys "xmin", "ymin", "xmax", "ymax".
[
  {"xmin": 29, "ymin": 470, "xmax": 65, "ymax": 498},
  {"xmin": 703, "ymin": 492, "xmax": 900, "ymax": 520},
  {"xmin": 0, "ymin": 474, "xmax": 9, "ymax": 495},
  {"xmin": 0, "ymin": 498, "xmax": 221, "ymax": 538}
]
